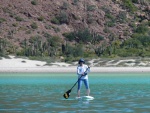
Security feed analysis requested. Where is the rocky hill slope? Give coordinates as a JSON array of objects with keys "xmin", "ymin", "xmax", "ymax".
[{"xmin": 0, "ymin": 0, "xmax": 149, "ymax": 58}]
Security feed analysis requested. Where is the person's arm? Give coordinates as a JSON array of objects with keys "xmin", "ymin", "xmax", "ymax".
[
  {"xmin": 83, "ymin": 65, "xmax": 90, "ymax": 76},
  {"xmin": 87, "ymin": 66, "xmax": 90, "ymax": 73}
]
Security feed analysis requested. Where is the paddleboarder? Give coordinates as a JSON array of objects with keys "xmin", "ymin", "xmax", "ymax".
[{"xmin": 77, "ymin": 58, "xmax": 90, "ymax": 97}]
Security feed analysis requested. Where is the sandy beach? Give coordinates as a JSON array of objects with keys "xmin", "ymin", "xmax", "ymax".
[
  {"xmin": 1, "ymin": 67, "xmax": 150, "ymax": 73},
  {"xmin": 0, "ymin": 56, "xmax": 150, "ymax": 73}
]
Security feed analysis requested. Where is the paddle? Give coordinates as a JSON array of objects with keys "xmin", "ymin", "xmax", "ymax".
[{"xmin": 63, "ymin": 67, "xmax": 90, "ymax": 99}]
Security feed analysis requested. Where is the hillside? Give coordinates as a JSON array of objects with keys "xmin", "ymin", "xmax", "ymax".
[{"xmin": 0, "ymin": 0, "xmax": 150, "ymax": 60}]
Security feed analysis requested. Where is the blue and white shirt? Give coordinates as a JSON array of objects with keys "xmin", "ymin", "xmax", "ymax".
[{"xmin": 77, "ymin": 64, "xmax": 90, "ymax": 79}]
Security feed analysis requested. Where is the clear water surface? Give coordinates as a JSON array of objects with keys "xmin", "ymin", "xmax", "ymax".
[{"xmin": 0, "ymin": 72, "xmax": 150, "ymax": 113}]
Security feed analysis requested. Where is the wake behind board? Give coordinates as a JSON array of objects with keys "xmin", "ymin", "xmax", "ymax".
[{"xmin": 76, "ymin": 96, "xmax": 94, "ymax": 100}]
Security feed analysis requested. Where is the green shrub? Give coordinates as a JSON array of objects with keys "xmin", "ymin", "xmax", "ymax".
[
  {"xmin": 148, "ymin": 21, "xmax": 150, "ymax": 26},
  {"xmin": 132, "ymin": 0, "xmax": 149, "ymax": 5},
  {"xmin": 51, "ymin": 17, "xmax": 60, "ymax": 24},
  {"xmin": 105, "ymin": 21, "xmax": 115, "ymax": 27},
  {"xmin": 122, "ymin": 38, "xmax": 142, "ymax": 48},
  {"xmin": 101, "ymin": 6, "xmax": 110, "ymax": 13},
  {"xmin": 65, "ymin": 44, "xmax": 74, "ymax": 57},
  {"xmin": 0, "ymin": 18, "xmax": 6, "ymax": 23},
  {"xmin": 43, "ymin": 32, "xmax": 51, "ymax": 38},
  {"xmin": 31, "ymin": 22, "xmax": 38, "ymax": 29},
  {"xmin": 135, "ymin": 25, "xmax": 148, "ymax": 34},
  {"xmin": 129, "ymin": 21, "xmax": 136, "ymax": 30},
  {"xmin": 105, "ymin": 13, "xmax": 115, "ymax": 20},
  {"xmin": 97, "ymin": 35, "xmax": 104, "ymax": 41},
  {"xmin": 84, "ymin": 51, "xmax": 96, "ymax": 58},
  {"xmin": 117, "ymin": 48, "xmax": 138, "ymax": 57},
  {"xmin": 142, "ymin": 51, "xmax": 150, "ymax": 57},
  {"xmin": 51, "ymin": 12, "xmax": 68, "ymax": 24},
  {"xmin": 87, "ymin": 5, "xmax": 96, "ymax": 11},
  {"xmin": 53, "ymin": 27, "xmax": 60, "ymax": 33},
  {"xmin": 47, "ymin": 36, "xmax": 61, "ymax": 47},
  {"xmin": 76, "ymin": 28, "xmax": 92, "ymax": 43},
  {"xmin": 117, "ymin": 11, "xmax": 127, "ymax": 23},
  {"xmin": 73, "ymin": 45, "xmax": 83, "ymax": 57},
  {"xmin": 37, "ymin": 16, "xmax": 44, "ymax": 21},
  {"xmin": 122, "ymin": 0, "xmax": 137, "ymax": 12},
  {"xmin": 31, "ymin": 0, "xmax": 38, "ymax": 5},
  {"xmin": 92, "ymin": 35, "xmax": 104, "ymax": 44},
  {"xmin": 64, "ymin": 28, "xmax": 103, "ymax": 44},
  {"xmin": 103, "ymin": 27, "xmax": 110, "ymax": 33},
  {"xmin": 12, "ymin": 23, "xmax": 18, "ymax": 27},
  {"xmin": 95, "ymin": 45, "xmax": 105, "ymax": 57},
  {"xmin": 63, "ymin": 32, "xmax": 76, "ymax": 41},
  {"xmin": 25, "ymin": 30, "xmax": 31, "ymax": 34},
  {"xmin": 136, "ymin": 36, "xmax": 150, "ymax": 47},
  {"xmin": 15, "ymin": 16, "xmax": 24, "ymax": 21},
  {"xmin": 73, "ymin": 0, "xmax": 79, "ymax": 5},
  {"xmin": 132, "ymin": 0, "xmax": 138, "ymax": 3},
  {"xmin": 45, "ymin": 25, "xmax": 52, "ymax": 29},
  {"xmin": 87, "ymin": 17, "xmax": 94, "ymax": 24},
  {"xmin": 64, "ymin": 56, "xmax": 75, "ymax": 63},
  {"xmin": 59, "ymin": 11, "xmax": 68, "ymax": 24},
  {"xmin": 61, "ymin": 2, "xmax": 69, "ymax": 10}
]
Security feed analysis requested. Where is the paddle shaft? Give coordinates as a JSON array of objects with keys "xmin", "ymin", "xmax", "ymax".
[{"xmin": 70, "ymin": 75, "xmax": 82, "ymax": 91}]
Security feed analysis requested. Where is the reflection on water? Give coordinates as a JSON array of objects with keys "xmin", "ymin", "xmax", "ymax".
[{"xmin": 0, "ymin": 73, "xmax": 150, "ymax": 112}]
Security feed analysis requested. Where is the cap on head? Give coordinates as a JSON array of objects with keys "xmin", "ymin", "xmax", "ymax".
[{"xmin": 78, "ymin": 58, "xmax": 85, "ymax": 64}]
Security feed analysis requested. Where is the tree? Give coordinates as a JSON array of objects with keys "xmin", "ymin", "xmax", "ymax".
[
  {"xmin": 63, "ymin": 32, "xmax": 76, "ymax": 41},
  {"xmin": 112, "ymin": 40, "xmax": 121, "ymax": 54},
  {"xmin": 94, "ymin": 44, "xmax": 105, "ymax": 57},
  {"xmin": 91, "ymin": 32, "xmax": 104, "ymax": 44},
  {"xmin": 135, "ymin": 25, "xmax": 149, "ymax": 34},
  {"xmin": 76, "ymin": 28, "xmax": 92, "ymax": 43},
  {"xmin": 0, "ymin": 39, "xmax": 5, "ymax": 55},
  {"xmin": 73, "ymin": 44, "xmax": 83, "ymax": 57}
]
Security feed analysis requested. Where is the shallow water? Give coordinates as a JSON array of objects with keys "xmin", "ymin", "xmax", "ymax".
[{"xmin": 0, "ymin": 73, "xmax": 150, "ymax": 113}]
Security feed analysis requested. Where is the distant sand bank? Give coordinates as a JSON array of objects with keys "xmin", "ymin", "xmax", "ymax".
[
  {"xmin": 0, "ymin": 67, "xmax": 150, "ymax": 73},
  {"xmin": 0, "ymin": 56, "xmax": 150, "ymax": 73}
]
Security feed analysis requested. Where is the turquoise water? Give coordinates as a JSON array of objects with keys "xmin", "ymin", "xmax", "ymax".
[{"xmin": 0, "ymin": 73, "xmax": 150, "ymax": 113}]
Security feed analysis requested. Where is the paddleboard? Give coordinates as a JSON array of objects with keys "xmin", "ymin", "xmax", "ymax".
[{"xmin": 76, "ymin": 96, "xmax": 94, "ymax": 100}]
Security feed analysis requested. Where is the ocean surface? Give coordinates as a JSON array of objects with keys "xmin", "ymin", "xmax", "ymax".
[{"xmin": 0, "ymin": 72, "xmax": 150, "ymax": 113}]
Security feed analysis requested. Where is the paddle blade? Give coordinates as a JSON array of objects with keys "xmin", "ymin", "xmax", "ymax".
[{"xmin": 63, "ymin": 89, "xmax": 71, "ymax": 99}]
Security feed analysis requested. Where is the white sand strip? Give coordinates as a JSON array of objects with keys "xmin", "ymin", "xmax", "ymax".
[
  {"xmin": 0, "ymin": 67, "xmax": 150, "ymax": 73},
  {"xmin": 0, "ymin": 56, "xmax": 150, "ymax": 73}
]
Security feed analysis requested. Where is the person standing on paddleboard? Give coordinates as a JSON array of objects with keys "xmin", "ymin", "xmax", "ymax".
[{"xmin": 77, "ymin": 58, "xmax": 90, "ymax": 97}]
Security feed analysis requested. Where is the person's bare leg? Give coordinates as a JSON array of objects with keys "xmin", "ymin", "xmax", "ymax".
[
  {"xmin": 77, "ymin": 90, "xmax": 80, "ymax": 97},
  {"xmin": 87, "ymin": 89, "xmax": 90, "ymax": 96}
]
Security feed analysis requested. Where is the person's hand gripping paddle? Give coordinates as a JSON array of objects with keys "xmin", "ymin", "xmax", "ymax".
[{"xmin": 63, "ymin": 66, "xmax": 90, "ymax": 99}]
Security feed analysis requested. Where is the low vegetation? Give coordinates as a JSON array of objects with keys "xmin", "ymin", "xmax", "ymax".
[{"xmin": 0, "ymin": 0, "xmax": 150, "ymax": 62}]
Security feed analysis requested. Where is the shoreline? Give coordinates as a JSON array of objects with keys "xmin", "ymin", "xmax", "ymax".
[
  {"xmin": 0, "ymin": 55, "xmax": 150, "ymax": 73},
  {"xmin": 0, "ymin": 67, "xmax": 150, "ymax": 73}
]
